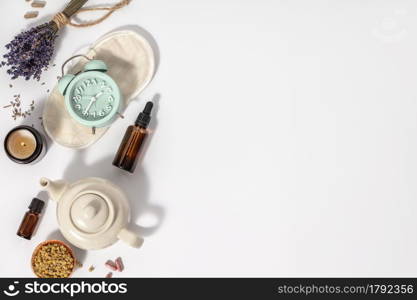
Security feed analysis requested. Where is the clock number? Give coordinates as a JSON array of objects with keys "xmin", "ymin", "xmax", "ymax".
[
  {"xmin": 91, "ymin": 111, "xmax": 97, "ymax": 118},
  {"xmin": 72, "ymin": 95, "xmax": 81, "ymax": 103},
  {"xmin": 99, "ymin": 111, "xmax": 105, "ymax": 117},
  {"xmin": 75, "ymin": 104, "xmax": 81, "ymax": 110},
  {"xmin": 76, "ymin": 86, "xmax": 84, "ymax": 94},
  {"xmin": 105, "ymin": 105, "xmax": 112, "ymax": 112},
  {"xmin": 108, "ymin": 95, "xmax": 114, "ymax": 102}
]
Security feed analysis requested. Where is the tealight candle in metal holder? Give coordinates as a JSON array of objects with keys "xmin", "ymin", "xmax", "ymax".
[{"xmin": 4, "ymin": 125, "xmax": 47, "ymax": 164}]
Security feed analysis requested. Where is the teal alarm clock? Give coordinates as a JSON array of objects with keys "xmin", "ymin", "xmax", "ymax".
[{"xmin": 58, "ymin": 59, "xmax": 122, "ymax": 130}]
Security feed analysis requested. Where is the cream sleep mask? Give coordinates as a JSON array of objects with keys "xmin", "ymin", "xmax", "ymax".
[{"xmin": 43, "ymin": 29, "xmax": 156, "ymax": 149}]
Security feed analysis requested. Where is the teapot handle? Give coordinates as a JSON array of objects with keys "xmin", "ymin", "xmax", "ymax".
[{"xmin": 118, "ymin": 228, "xmax": 143, "ymax": 248}]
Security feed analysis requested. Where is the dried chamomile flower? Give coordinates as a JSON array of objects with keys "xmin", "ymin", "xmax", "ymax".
[{"xmin": 32, "ymin": 242, "xmax": 74, "ymax": 278}]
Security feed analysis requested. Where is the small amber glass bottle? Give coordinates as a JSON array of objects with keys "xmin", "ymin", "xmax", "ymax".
[
  {"xmin": 17, "ymin": 198, "xmax": 45, "ymax": 240},
  {"xmin": 113, "ymin": 101, "xmax": 154, "ymax": 173}
]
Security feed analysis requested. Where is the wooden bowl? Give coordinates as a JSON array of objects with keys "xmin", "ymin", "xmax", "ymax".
[{"xmin": 31, "ymin": 240, "xmax": 76, "ymax": 278}]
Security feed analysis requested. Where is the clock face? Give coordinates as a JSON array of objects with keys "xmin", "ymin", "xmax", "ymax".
[{"xmin": 66, "ymin": 72, "xmax": 121, "ymax": 127}]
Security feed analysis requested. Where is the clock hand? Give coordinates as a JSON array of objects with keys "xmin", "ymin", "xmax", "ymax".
[
  {"xmin": 94, "ymin": 92, "xmax": 104, "ymax": 99},
  {"xmin": 83, "ymin": 92, "xmax": 104, "ymax": 115},
  {"xmin": 84, "ymin": 92, "xmax": 103, "ymax": 115},
  {"xmin": 92, "ymin": 92, "xmax": 104, "ymax": 109},
  {"xmin": 83, "ymin": 96, "xmax": 96, "ymax": 115}
]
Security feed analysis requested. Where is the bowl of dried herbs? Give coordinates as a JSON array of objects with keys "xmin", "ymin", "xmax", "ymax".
[{"xmin": 31, "ymin": 240, "xmax": 76, "ymax": 278}]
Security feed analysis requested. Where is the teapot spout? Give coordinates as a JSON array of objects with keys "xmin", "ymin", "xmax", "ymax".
[{"xmin": 40, "ymin": 178, "xmax": 68, "ymax": 202}]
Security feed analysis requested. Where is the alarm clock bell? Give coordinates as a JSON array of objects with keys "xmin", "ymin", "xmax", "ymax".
[{"xmin": 58, "ymin": 60, "xmax": 108, "ymax": 95}]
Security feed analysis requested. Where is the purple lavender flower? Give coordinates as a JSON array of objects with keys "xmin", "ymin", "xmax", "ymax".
[{"xmin": 1, "ymin": 24, "xmax": 56, "ymax": 81}]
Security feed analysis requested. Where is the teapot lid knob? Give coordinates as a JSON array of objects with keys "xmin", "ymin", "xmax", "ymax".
[
  {"xmin": 83, "ymin": 205, "xmax": 97, "ymax": 218},
  {"xmin": 70, "ymin": 193, "xmax": 113, "ymax": 234}
]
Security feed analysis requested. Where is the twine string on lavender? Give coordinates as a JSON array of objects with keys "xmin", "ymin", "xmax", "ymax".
[
  {"xmin": 54, "ymin": 0, "xmax": 132, "ymax": 29},
  {"xmin": 1, "ymin": 0, "xmax": 131, "ymax": 81}
]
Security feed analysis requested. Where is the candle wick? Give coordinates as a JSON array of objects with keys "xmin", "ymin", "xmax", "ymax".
[{"xmin": 21, "ymin": 142, "xmax": 26, "ymax": 147}]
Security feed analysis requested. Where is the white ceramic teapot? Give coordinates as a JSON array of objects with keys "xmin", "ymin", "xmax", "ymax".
[{"xmin": 40, "ymin": 177, "xmax": 143, "ymax": 250}]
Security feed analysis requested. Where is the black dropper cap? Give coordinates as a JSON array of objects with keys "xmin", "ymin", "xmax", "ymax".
[
  {"xmin": 28, "ymin": 198, "xmax": 45, "ymax": 214},
  {"xmin": 135, "ymin": 101, "xmax": 153, "ymax": 128}
]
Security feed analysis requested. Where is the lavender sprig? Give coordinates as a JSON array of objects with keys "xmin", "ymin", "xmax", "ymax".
[{"xmin": 1, "ymin": 24, "xmax": 56, "ymax": 81}]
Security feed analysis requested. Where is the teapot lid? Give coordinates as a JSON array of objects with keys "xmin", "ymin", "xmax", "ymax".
[
  {"xmin": 56, "ymin": 178, "xmax": 130, "ymax": 250},
  {"xmin": 71, "ymin": 193, "xmax": 113, "ymax": 233}
]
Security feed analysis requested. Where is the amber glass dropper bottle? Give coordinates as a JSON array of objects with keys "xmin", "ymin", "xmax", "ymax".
[
  {"xmin": 113, "ymin": 101, "xmax": 154, "ymax": 173},
  {"xmin": 17, "ymin": 198, "xmax": 45, "ymax": 240}
]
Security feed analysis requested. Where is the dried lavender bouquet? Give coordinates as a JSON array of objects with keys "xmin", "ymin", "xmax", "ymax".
[{"xmin": 1, "ymin": 0, "xmax": 89, "ymax": 81}]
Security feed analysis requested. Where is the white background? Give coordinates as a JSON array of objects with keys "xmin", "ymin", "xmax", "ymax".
[{"xmin": 0, "ymin": 0, "xmax": 416, "ymax": 277}]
